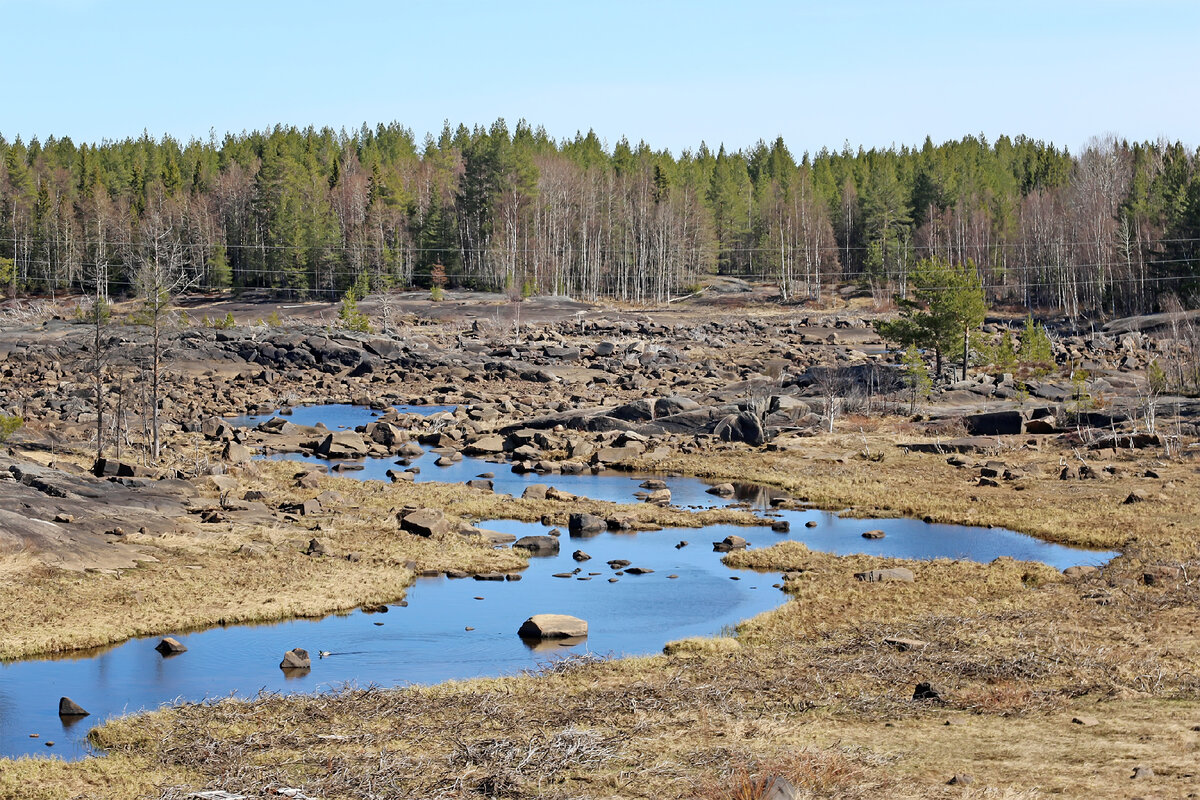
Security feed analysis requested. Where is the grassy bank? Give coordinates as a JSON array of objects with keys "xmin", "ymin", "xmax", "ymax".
[
  {"xmin": 6, "ymin": 535, "xmax": 1196, "ymax": 799},
  {"xmin": 0, "ymin": 460, "xmax": 766, "ymax": 661}
]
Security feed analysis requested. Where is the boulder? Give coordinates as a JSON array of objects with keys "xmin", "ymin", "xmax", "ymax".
[
  {"xmin": 316, "ymin": 431, "xmax": 369, "ymax": 459},
  {"xmin": 713, "ymin": 534, "xmax": 748, "ymax": 552},
  {"xmin": 861, "ymin": 529, "xmax": 885, "ymax": 539},
  {"xmin": 522, "ymin": 484, "xmax": 549, "ymax": 500},
  {"xmin": 855, "ymin": 568, "xmax": 915, "ymax": 583},
  {"xmin": 222, "ymin": 440, "xmax": 252, "ymax": 464},
  {"xmin": 517, "ymin": 614, "xmax": 588, "ymax": 639},
  {"xmin": 961, "ymin": 410, "xmax": 1024, "ymax": 436},
  {"xmin": 568, "ymin": 512, "xmax": 607, "ymax": 535},
  {"xmin": 399, "ymin": 508, "xmax": 453, "ymax": 537},
  {"xmin": 464, "ymin": 435, "xmax": 505, "ymax": 455},
  {"xmin": 279, "ymin": 648, "xmax": 311, "ymax": 669},
  {"xmin": 714, "ymin": 411, "xmax": 766, "ymax": 445},
  {"xmin": 912, "ymin": 681, "xmax": 943, "ymax": 700},
  {"xmin": 58, "ymin": 697, "xmax": 89, "ymax": 717},
  {"xmin": 154, "ymin": 637, "xmax": 187, "ymax": 655},
  {"xmin": 513, "ymin": 535, "xmax": 560, "ymax": 554},
  {"xmin": 706, "ymin": 483, "xmax": 736, "ymax": 497}
]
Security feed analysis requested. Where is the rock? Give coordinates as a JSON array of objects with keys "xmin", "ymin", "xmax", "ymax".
[
  {"xmin": 862, "ymin": 529, "xmax": 885, "ymax": 539},
  {"xmin": 760, "ymin": 776, "xmax": 798, "ymax": 800},
  {"xmin": 518, "ymin": 614, "xmax": 588, "ymax": 639},
  {"xmin": 222, "ymin": 441, "xmax": 252, "ymax": 464},
  {"xmin": 962, "ymin": 410, "xmax": 1024, "ymax": 436},
  {"xmin": 883, "ymin": 637, "xmax": 928, "ymax": 651},
  {"xmin": 316, "ymin": 431, "xmax": 369, "ymax": 459},
  {"xmin": 713, "ymin": 534, "xmax": 748, "ymax": 552},
  {"xmin": 53, "ymin": 513, "xmax": 74, "ymax": 523},
  {"xmin": 466, "ymin": 478, "xmax": 494, "ymax": 492},
  {"xmin": 1123, "ymin": 490, "xmax": 1148, "ymax": 504},
  {"xmin": 572, "ymin": 550, "xmax": 591, "ymax": 561},
  {"xmin": 464, "ymin": 434, "xmax": 505, "ymax": 455},
  {"xmin": 568, "ymin": 512, "xmax": 607, "ymax": 535},
  {"xmin": 513, "ymin": 535, "xmax": 560, "ymax": 554},
  {"xmin": 855, "ymin": 568, "xmax": 915, "ymax": 583},
  {"xmin": 912, "ymin": 681, "xmax": 943, "ymax": 700},
  {"xmin": 399, "ymin": 508, "xmax": 452, "ymax": 537},
  {"xmin": 522, "ymin": 484, "xmax": 549, "ymax": 500},
  {"xmin": 305, "ymin": 537, "xmax": 329, "ymax": 556},
  {"xmin": 644, "ymin": 488, "xmax": 671, "ymax": 504},
  {"xmin": 154, "ymin": 637, "xmax": 187, "ymax": 655},
  {"xmin": 770, "ymin": 520, "xmax": 790, "ymax": 532},
  {"xmin": 946, "ymin": 774, "xmax": 974, "ymax": 786},
  {"xmin": 58, "ymin": 697, "xmax": 89, "ymax": 717},
  {"xmin": 1071, "ymin": 715, "xmax": 1099, "ymax": 727},
  {"xmin": 706, "ymin": 483, "xmax": 736, "ymax": 497},
  {"xmin": 1131, "ymin": 765, "xmax": 1154, "ymax": 779},
  {"xmin": 639, "ymin": 479, "xmax": 668, "ymax": 490},
  {"xmin": 279, "ymin": 648, "xmax": 311, "ymax": 669},
  {"xmin": 385, "ymin": 469, "xmax": 415, "ymax": 483},
  {"xmin": 714, "ymin": 411, "xmax": 766, "ymax": 445},
  {"xmin": 625, "ymin": 566, "xmax": 654, "ymax": 575},
  {"xmin": 1063, "ymin": 565, "xmax": 1099, "ymax": 578},
  {"xmin": 804, "ymin": 520, "xmax": 817, "ymax": 528}
]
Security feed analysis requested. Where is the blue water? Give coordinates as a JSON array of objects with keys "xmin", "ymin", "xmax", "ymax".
[{"xmin": 0, "ymin": 405, "xmax": 1114, "ymax": 761}]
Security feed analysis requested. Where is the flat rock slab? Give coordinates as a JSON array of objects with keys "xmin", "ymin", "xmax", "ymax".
[
  {"xmin": 855, "ymin": 568, "xmax": 915, "ymax": 583},
  {"xmin": 518, "ymin": 614, "xmax": 588, "ymax": 639}
]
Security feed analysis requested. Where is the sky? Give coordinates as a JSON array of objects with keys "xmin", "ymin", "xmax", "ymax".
[{"xmin": 1, "ymin": 0, "xmax": 1197, "ymax": 156}]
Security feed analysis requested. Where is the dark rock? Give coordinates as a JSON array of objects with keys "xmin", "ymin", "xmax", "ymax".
[
  {"xmin": 154, "ymin": 637, "xmax": 187, "ymax": 655},
  {"xmin": 962, "ymin": 410, "xmax": 1024, "ymax": 436},
  {"xmin": 280, "ymin": 648, "xmax": 311, "ymax": 669},
  {"xmin": 58, "ymin": 697, "xmax": 89, "ymax": 717},
  {"xmin": 912, "ymin": 681, "xmax": 943, "ymax": 700},
  {"xmin": 572, "ymin": 549, "xmax": 591, "ymax": 561},
  {"xmin": 856, "ymin": 568, "xmax": 915, "ymax": 582},
  {"xmin": 568, "ymin": 512, "xmax": 607, "ymax": 535}
]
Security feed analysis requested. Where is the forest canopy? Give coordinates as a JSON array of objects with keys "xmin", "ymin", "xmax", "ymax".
[{"xmin": 1, "ymin": 121, "xmax": 1197, "ymax": 317}]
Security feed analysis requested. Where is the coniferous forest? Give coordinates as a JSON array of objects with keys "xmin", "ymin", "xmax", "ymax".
[{"xmin": 2, "ymin": 119, "xmax": 1199, "ymax": 317}]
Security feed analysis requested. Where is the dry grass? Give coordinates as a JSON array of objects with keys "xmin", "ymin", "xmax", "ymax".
[
  {"xmin": 0, "ymin": 458, "xmax": 767, "ymax": 662},
  {"xmin": 6, "ymin": 512, "xmax": 1196, "ymax": 799},
  {"xmin": 638, "ymin": 429, "xmax": 1200, "ymax": 551}
]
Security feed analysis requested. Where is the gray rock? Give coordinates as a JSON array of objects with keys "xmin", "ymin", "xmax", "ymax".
[
  {"xmin": 513, "ymin": 535, "xmax": 560, "ymax": 554},
  {"xmin": 517, "ymin": 614, "xmax": 588, "ymax": 639},
  {"xmin": 279, "ymin": 648, "xmax": 311, "ymax": 669},
  {"xmin": 399, "ymin": 508, "xmax": 452, "ymax": 537}
]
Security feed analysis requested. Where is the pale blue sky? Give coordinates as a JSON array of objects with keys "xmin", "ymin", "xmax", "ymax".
[{"xmin": 1, "ymin": 0, "xmax": 1196, "ymax": 155}]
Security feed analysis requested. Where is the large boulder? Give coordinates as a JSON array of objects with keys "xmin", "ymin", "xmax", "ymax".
[
  {"xmin": 961, "ymin": 411, "xmax": 1024, "ymax": 436},
  {"xmin": 399, "ymin": 508, "xmax": 453, "ymax": 538},
  {"xmin": 517, "ymin": 614, "xmax": 588, "ymax": 639},
  {"xmin": 513, "ymin": 535, "xmax": 560, "ymax": 554},
  {"xmin": 316, "ymin": 431, "xmax": 369, "ymax": 459},
  {"xmin": 714, "ymin": 411, "xmax": 766, "ymax": 445},
  {"xmin": 568, "ymin": 512, "xmax": 607, "ymax": 535},
  {"xmin": 222, "ymin": 440, "xmax": 252, "ymax": 464},
  {"xmin": 463, "ymin": 435, "xmax": 506, "ymax": 455}
]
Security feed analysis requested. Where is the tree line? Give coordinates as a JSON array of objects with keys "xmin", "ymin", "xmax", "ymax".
[{"xmin": 1, "ymin": 121, "xmax": 1198, "ymax": 315}]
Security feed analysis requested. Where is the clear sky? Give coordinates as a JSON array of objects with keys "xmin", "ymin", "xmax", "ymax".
[{"xmin": 1, "ymin": 0, "xmax": 1196, "ymax": 156}]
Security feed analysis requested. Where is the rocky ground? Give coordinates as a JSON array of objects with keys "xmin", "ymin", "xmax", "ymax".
[{"xmin": 0, "ymin": 286, "xmax": 1197, "ymax": 799}]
